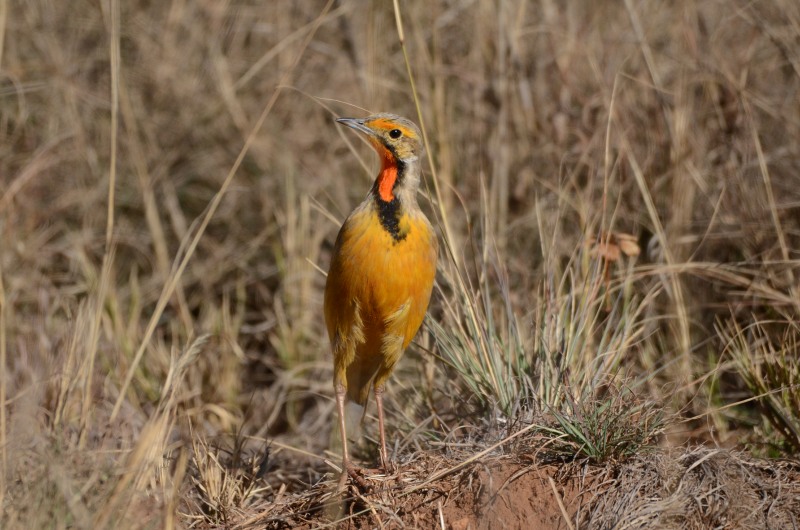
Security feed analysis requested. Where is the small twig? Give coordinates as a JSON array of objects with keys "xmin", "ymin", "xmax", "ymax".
[
  {"xmin": 548, "ymin": 476, "xmax": 575, "ymax": 530},
  {"xmin": 403, "ymin": 422, "xmax": 539, "ymax": 495}
]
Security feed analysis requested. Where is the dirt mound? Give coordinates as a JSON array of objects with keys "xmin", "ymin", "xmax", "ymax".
[
  {"xmin": 439, "ymin": 462, "xmax": 580, "ymax": 530},
  {"xmin": 251, "ymin": 457, "xmax": 582, "ymax": 529},
  {"xmin": 203, "ymin": 445, "xmax": 800, "ymax": 529}
]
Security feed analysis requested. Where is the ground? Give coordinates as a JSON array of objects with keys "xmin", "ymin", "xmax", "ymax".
[{"xmin": 189, "ymin": 440, "xmax": 800, "ymax": 529}]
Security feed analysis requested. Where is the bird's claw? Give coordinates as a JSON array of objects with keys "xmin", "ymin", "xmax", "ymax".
[
  {"xmin": 380, "ymin": 457, "xmax": 397, "ymax": 475},
  {"xmin": 344, "ymin": 463, "xmax": 372, "ymax": 491}
]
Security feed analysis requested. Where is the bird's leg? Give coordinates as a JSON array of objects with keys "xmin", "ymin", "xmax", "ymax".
[
  {"xmin": 335, "ymin": 382, "xmax": 351, "ymax": 469},
  {"xmin": 374, "ymin": 384, "xmax": 393, "ymax": 472},
  {"xmin": 335, "ymin": 382, "xmax": 369, "ymax": 489}
]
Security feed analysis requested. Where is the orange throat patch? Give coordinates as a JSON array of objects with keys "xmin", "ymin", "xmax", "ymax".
[{"xmin": 376, "ymin": 147, "xmax": 399, "ymax": 202}]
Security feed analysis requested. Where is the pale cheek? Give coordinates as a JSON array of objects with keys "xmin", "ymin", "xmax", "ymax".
[{"xmin": 394, "ymin": 145, "xmax": 412, "ymax": 159}]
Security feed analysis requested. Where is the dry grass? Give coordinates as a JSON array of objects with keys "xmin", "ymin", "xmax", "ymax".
[
  {"xmin": 2, "ymin": 0, "xmax": 800, "ymax": 528},
  {"xmin": 582, "ymin": 447, "xmax": 800, "ymax": 529}
]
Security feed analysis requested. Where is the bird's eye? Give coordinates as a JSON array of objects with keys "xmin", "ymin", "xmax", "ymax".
[{"xmin": 389, "ymin": 129, "xmax": 402, "ymax": 139}]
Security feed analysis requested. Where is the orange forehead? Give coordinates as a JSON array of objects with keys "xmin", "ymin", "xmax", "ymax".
[{"xmin": 367, "ymin": 118, "xmax": 417, "ymax": 138}]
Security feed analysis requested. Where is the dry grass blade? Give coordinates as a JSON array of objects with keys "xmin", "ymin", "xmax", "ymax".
[
  {"xmin": 79, "ymin": 0, "xmax": 120, "ymax": 448},
  {"xmin": 0, "ymin": 0, "xmax": 6, "ymax": 69},
  {"xmin": 0, "ymin": 266, "xmax": 6, "ymax": 509}
]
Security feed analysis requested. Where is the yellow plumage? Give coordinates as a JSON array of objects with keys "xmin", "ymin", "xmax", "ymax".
[
  {"xmin": 325, "ymin": 205, "xmax": 437, "ymax": 405},
  {"xmin": 324, "ymin": 113, "xmax": 437, "ymax": 480}
]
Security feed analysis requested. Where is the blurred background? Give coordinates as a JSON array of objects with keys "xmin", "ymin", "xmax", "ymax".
[{"xmin": 1, "ymin": 0, "xmax": 799, "ymax": 526}]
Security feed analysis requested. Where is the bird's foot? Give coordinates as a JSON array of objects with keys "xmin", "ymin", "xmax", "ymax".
[
  {"xmin": 340, "ymin": 462, "xmax": 372, "ymax": 492},
  {"xmin": 379, "ymin": 457, "xmax": 398, "ymax": 476}
]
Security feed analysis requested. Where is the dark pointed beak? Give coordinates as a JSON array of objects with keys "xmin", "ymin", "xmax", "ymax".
[{"xmin": 336, "ymin": 117, "xmax": 375, "ymax": 137}]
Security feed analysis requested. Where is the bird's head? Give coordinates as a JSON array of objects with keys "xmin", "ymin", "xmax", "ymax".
[
  {"xmin": 336, "ymin": 113, "xmax": 423, "ymax": 164},
  {"xmin": 336, "ymin": 113, "xmax": 425, "ymax": 204}
]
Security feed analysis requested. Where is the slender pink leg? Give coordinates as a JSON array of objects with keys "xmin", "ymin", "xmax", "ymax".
[
  {"xmin": 374, "ymin": 384, "xmax": 391, "ymax": 472},
  {"xmin": 335, "ymin": 382, "xmax": 369, "ymax": 489},
  {"xmin": 335, "ymin": 382, "xmax": 351, "ymax": 469}
]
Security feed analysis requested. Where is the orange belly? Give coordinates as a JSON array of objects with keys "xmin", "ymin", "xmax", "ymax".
[{"xmin": 324, "ymin": 205, "xmax": 438, "ymax": 404}]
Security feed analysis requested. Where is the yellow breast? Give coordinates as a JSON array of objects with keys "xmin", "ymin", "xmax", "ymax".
[
  {"xmin": 325, "ymin": 205, "xmax": 437, "ymax": 345},
  {"xmin": 324, "ymin": 203, "xmax": 438, "ymax": 403}
]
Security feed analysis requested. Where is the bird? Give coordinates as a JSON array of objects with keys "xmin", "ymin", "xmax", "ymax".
[{"xmin": 324, "ymin": 113, "xmax": 438, "ymax": 482}]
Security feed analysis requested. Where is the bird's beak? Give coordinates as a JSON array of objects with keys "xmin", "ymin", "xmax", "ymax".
[{"xmin": 336, "ymin": 117, "xmax": 375, "ymax": 137}]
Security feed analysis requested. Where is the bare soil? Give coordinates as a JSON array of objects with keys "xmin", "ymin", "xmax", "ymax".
[{"xmin": 199, "ymin": 442, "xmax": 800, "ymax": 529}]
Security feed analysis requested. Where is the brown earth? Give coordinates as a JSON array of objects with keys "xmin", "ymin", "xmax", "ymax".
[
  {"xmin": 437, "ymin": 463, "xmax": 581, "ymax": 530},
  {"xmin": 264, "ymin": 459, "xmax": 582, "ymax": 530},
  {"xmin": 208, "ymin": 444, "xmax": 800, "ymax": 529}
]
